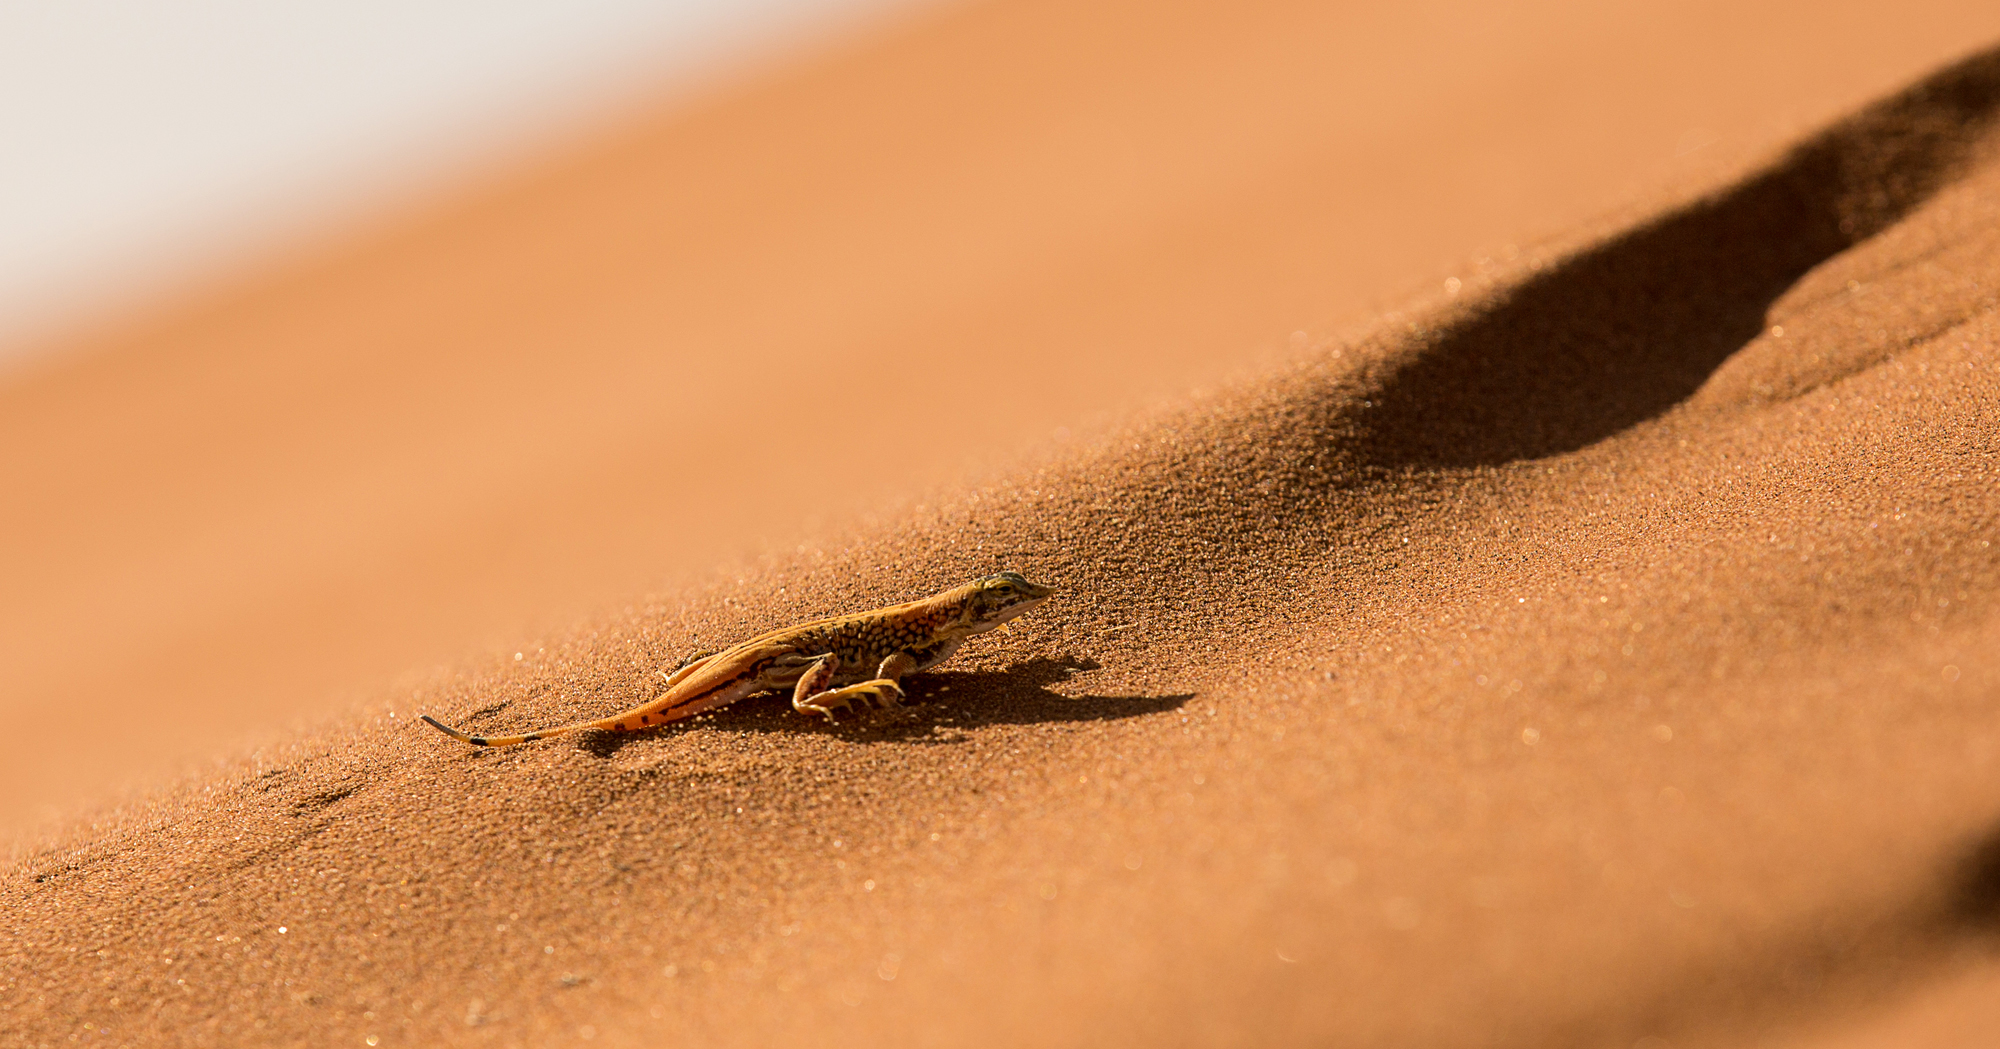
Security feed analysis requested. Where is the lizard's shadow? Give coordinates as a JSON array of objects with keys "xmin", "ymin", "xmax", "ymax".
[{"xmin": 572, "ymin": 655, "xmax": 1190, "ymax": 756}]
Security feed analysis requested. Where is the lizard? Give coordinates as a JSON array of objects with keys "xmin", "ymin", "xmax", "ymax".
[{"xmin": 420, "ymin": 571, "xmax": 1053, "ymax": 747}]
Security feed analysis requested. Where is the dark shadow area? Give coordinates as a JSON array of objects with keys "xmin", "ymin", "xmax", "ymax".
[
  {"xmin": 1359, "ymin": 47, "xmax": 2000, "ymax": 467},
  {"xmin": 896, "ymin": 656, "xmax": 1193, "ymax": 733},
  {"xmin": 1941, "ymin": 820, "xmax": 2000, "ymax": 932},
  {"xmin": 570, "ymin": 655, "xmax": 1190, "ymax": 756},
  {"xmin": 572, "ymin": 725, "xmax": 651, "ymax": 758}
]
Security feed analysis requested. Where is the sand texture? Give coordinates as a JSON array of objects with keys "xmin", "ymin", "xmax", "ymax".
[{"xmin": 6, "ymin": 2, "xmax": 2000, "ymax": 1047}]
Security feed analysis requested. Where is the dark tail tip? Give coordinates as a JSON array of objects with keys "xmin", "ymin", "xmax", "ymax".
[{"xmin": 420, "ymin": 714, "xmax": 489, "ymax": 746}]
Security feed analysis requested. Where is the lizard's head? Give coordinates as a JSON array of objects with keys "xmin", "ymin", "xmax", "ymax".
[{"xmin": 961, "ymin": 571, "xmax": 1053, "ymax": 633}]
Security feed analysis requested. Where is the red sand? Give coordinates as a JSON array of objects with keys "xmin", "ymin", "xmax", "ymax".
[{"xmin": 6, "ymin": 2, "xmax": 2000, "ymax": 1047}]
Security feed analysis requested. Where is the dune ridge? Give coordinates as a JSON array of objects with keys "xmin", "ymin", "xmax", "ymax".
[
  {"xmin": 8, "ymin": 39, "xmax": 2000, "ymax": 1049},
  {"xmin": 1363, "ymin": 47, "xmax": 2000, "ymax": 467}
]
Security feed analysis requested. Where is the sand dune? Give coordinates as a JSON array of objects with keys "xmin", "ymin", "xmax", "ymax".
[
  {"xmin": 8, "ymin": 0, "xmax": 1999, "ymax": 846},
  {"xmin": 7, "ymin": 3, "xmax": 2000, "ymax": 1048}
]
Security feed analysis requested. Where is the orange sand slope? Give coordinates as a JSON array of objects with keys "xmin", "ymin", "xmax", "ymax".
[
  {"xmin": 10, "ymin": 0, "xmax": 2000, "ymax": 848},
  {"xmin": 9, "ymin": 34, "xmax": 2000, "ymax": 1047}
]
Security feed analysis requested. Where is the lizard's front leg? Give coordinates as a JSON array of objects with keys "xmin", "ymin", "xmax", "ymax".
[
  {"xmin": 791, "ymin": 654, "xmax": 850, "ymax": 723},
  {"xmin": 791, "ymin": 652, "xmax": 912, "ymax": 724}
]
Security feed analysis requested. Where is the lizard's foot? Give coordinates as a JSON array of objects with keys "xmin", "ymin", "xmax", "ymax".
[
  {"xmin": 793, "ymin": 690, "xmax": 854, "ymax": 724},
  {"xmin": 794, "ymin": 679, "xmax": 905, "ymax": 724},
  {"xmin": 844, "ymin": 678, "xmax": 907, "ymax": 710}
]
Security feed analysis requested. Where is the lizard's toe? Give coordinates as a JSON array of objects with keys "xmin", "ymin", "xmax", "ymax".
[{"xmin": 794, "ymin": 693, "xmax": 853, "ymax": 724}]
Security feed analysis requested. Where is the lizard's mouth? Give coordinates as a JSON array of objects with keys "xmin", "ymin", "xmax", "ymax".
[{"xmin": 978, "ymin": 594, "xmax": 1051, "ymax": 632}]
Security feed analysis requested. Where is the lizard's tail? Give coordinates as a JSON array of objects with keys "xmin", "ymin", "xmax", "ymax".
[
  {"xmin": 419, "ymin": 700, "xmax": 707, "ymax": 746},
  {"xmin": 421, "ymin": 651, "xmax": 736, "ymax": 747},
  {"xmin": 420, "ymin": 683, "xmax": 718, "ymax": 747},
  {"xmin": 418, "ymin": 714, "xmax": 585, "ymax": 748}
]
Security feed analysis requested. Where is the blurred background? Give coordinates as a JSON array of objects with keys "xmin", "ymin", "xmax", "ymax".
[
  {"xmin": 0, "ymin": 0, "xmax": 918, "ymax": 364},
  {"xmin": 6, "ymin": 0, "xmax": 1998, "ymax": 849}
]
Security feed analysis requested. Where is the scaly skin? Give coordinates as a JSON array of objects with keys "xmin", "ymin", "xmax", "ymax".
[{"xmin": 421, "ymin": 572, "xmax": 1053, "ymax": 747}]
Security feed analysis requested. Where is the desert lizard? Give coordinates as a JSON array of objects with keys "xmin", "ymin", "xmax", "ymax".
[{"xmin": 421, "ymin": 571, "xmax": 1053, "ymax": 747}]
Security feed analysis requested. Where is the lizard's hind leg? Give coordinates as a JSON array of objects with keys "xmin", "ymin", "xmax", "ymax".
[
  {"xmin": 657, "ymin": 649, "xmax": 718, "ymax": 690},
  {"xmin": 791, "ymin": 654, "xmax": 906, "ymax": 724}
]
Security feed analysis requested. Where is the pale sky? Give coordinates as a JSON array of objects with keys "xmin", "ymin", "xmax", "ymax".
[{"xmin": 0, "ymin": 0, "xmax": 910, "ymax": 363}]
